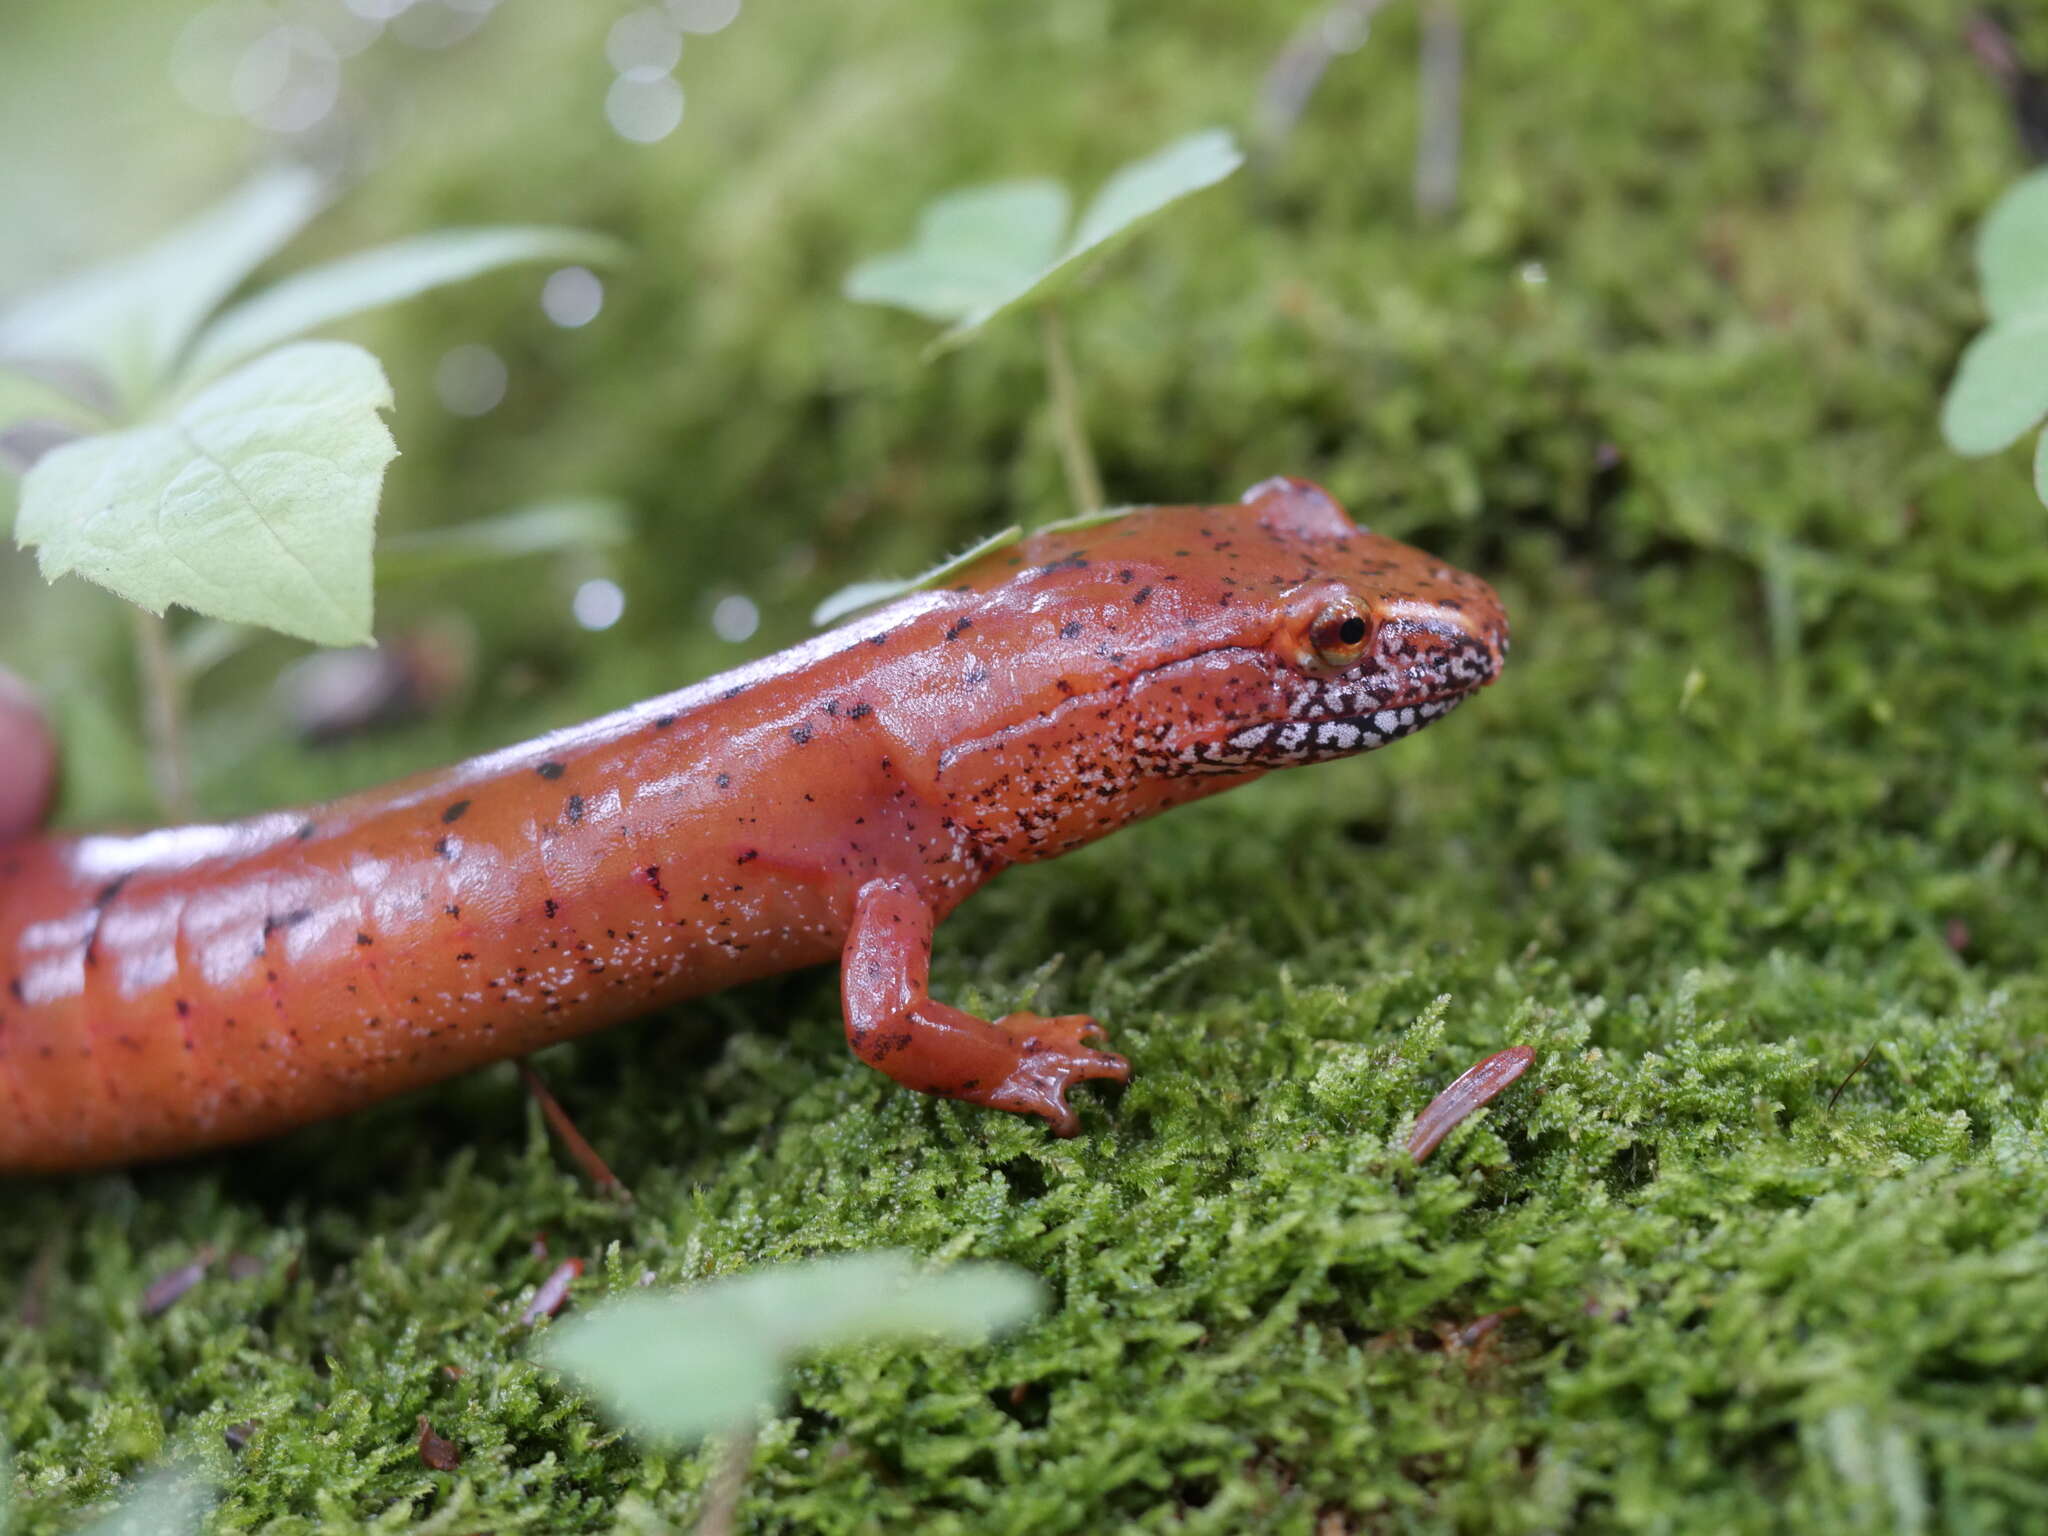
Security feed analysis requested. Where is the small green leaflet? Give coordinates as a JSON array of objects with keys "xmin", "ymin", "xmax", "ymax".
[
  {"xmin": 0, "ymin": 167, "xmax": 324, "ymax": 413},
  {"xmin": 844, "ymin": 128, "xmax": 1243, "ymax": 353},
  {"xmin": 1035, "ymin": 502, "xmax": 1146, "ymax": 536},
  {"xmin": 1978, "ymin": 167, "xmax": 2048, "ymax": 324},
  {"xmin": 183, "ymin": 225, "xmax": 624, "ymax": 387},
  {"xmin": 843, "ymin": 181, "xmax": 1069, "ymax": 326},
  {"xmin": 1940, "ymin": 312, "xmax": 2048, "ymax": 456},
  {"xmin": 16, "ymin": 342, "xmax": 396, "ymax": 647},
  {"xmin": 1942, "ymin": 168, "xmax": 2048, "ymax": 508},
  {"xmin": 376, "ymin": 497, "xmax": 631, "ymax": 580},
  {"xmin": 73, "ymin": 1468, "xmax": 214, "ymax": 1536},
  {"xmin": 538, "ymin": 1251, "xmax": 1046, "ymax": 1446},
  {"xmin": 811, "ymin": 504, "xmax": 1148, "ymax": 628},
  {"xmin": 0, "ymin": 166, "xmax": 619, "ymax": 647},
  {"xmin": 811, "ymin": 523, "xmax": 1023, "ymax": 626}
]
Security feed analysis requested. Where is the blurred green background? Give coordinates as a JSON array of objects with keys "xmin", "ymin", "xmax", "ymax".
[{"xmin": 8, "ymin": 0, "xmax": 2048, "ymax": 1531}]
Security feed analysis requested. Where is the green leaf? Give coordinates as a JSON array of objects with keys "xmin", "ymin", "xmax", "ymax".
[
  {"xmin": 1064, "ymin": 128, "xmax": 1245, "ymax": 265},
  {"xmin": 843, "ymin": 181, "xmax": 1069, "ymax": 324},
  {"xmin": 0, "ymin": 167, "xmax": 323, "ymax": 409},
  {"xmin": 844, "ymin": 129, "xmax": 1242, "ymax": 352},
  {"xmin": 185, "ymin": 226, "xmax": 623, "ymax": 386},
  {"xmin": 812, "ymin": 524, "xmax": 1022, "ymax": 626},
  {"xmin": 2034, "ymin": 426, "xmax": 2048, "ymax": 510},
  {"xmin": 1979, "ymin": 168, "xmax": 2048, "ymax": 323},
  {"xmin": 16, "ymin": 341, "xmax": 396, "ymax": 646},
  {"xmin": 1939, "ymin": 313, "xmax": 2048, "ymax": 455},
  {"xmin": 74, "ymin": 1468, "xmax": 213, "ymax": 1536},
  {"xmin": 539, "ymin": 1298, "xmax": 784, "ymax": 1445},
  {"xmin": 812, "ymin": 506, "xmax": 1149, "ymax": 629},
  {"xmin": 1034, "ymin": 502, "xmax": 1145, "ymax": 537},
  {"xmin": 539, "ymin": 1252, "xmax": 1046, "ymax": 1445},
  {"xmin": 377, "ymin": 498, "xmax": 631, "ymax": 579}
]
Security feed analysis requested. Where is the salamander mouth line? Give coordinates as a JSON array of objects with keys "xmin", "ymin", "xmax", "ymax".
[
  {"xmin": 935, "ymin": 638, "xmax": 1485, "ymax": 780},
  {"xmin": 1125, "ymin": 634, "xmax": 1490, "ymax": 768},
  {"xmin": 1187, "ymin": 690, "xmax": 1471, "ymax": 771}
]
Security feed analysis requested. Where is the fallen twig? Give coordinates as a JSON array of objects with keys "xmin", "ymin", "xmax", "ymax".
[{"xmin": 1406, "ymin": 1045, "xmax": 1535, "ymax": 1162}]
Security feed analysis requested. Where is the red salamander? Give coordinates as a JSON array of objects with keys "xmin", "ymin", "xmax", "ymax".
[{"xmin": 0, "ymin": 478, "xmax": 1507, "ymax": 1173}]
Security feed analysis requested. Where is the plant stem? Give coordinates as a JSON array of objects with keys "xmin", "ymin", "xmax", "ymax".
[
  {"xmin": 130, "ymin": 607, "xmax": 195, "ymax": 820},
  {"xmin": 1040, "ymin": 304, "xmax": 1103, "ymax": 515},
  {"xmin": 693, "ymin": 1425, "xmax": 757, "ymax": 1536},
  {"xmin": 1414, "ymin": 0, "xmax": 1463, "ymax": 220}
]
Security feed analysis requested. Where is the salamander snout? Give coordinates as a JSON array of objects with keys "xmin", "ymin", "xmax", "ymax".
[
  {"xmin": 1368, "ymin": 536, "xmax": 1509, "ymax": 690},
  {"xmin": 1380, "ymin": 576, "xmax": 1510, "ymax": 697}
]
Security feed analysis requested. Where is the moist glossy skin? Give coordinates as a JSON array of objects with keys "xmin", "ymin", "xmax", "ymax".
[{"xmin": 0, "ymin": 478, "xmax": 1508, "ymax": 1174}]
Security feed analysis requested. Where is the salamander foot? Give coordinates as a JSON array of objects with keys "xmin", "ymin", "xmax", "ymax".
[
  {"xmin": 841, "ymin": 878, "xmax": 1131, "ymax": 1135},
  {"xmin": 982, "ymin": 1013, "xmax": 1130, "ymax": 1136}
]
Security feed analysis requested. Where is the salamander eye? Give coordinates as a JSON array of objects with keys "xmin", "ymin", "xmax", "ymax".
[{"xmin": 1308, "ymin": 599, "xmax": 1373, "ymax": 670}]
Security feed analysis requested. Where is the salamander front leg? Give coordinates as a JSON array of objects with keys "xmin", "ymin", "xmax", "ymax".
[{"xmin": 841, "ymin": 875, "xmax": 1129, "ymax": 1135}]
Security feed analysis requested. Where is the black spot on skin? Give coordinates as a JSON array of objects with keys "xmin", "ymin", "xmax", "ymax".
[
  {"xmin": 736, "ymin": 849, "xmax": 759, "ymax": 865},
  {"xmin": 565, "ymin": 793, "xmax": 585, "ymax": 824},
  {"xmin": 1118, "ymin": 568, "xmax": 1133, "ymax": 583},
  {"xmin": 442, "ymin": 799, "xmax": 471, "ymax": 824},
  {"xmin": 174, "ymin": 999, "xmax": 191, "ymax": 1018},
  {"xmin": 263, "ymin": 907, "xmax": 314, "ymax": 939},
  {"xmin": 544, "ymin": 898, "xmax": 559, "ymax": 918},
  {"xmin": 944, "ymin": 617, "xmax": 973, "ymax": 642},
  {"xmin": 536, "ymin": 761, "xmax": 566, "ymax": 780},
  {"xmin": 847, "ymin": 702, "xmax": 872, "ymax": 720},
  {"xmin": 963, "ymin": 666, "xmax": 990, "ymax": 686},
  {"xmin": 435, "ymin": 837, "xmax": 455, "ymax": 860},
  {"xmin": 1039, "ymin": 553, "xmax": 1088, "ymax": 574},
  {"xmin": 445, "ymin": 904, "xmax": 461, "ymax": 918},
  {"xmin": 643, "ymin": 866, "xmax": 669, "ymax": 902},
  {"xmin": 7, "ymin": 977, "xmax": 22, "ymax": 1002},
  {"xmin": 715, "ymin": 772, "xmax": 731, "ymax": 789},
  {"xmin": 653, "ymin": 713, "xmax": 678, "ymax": 729},
  {"xmin": 721, "ymin": 685, "xmax": 746, "ymax": 701},
  {"xmin": 296, "ymin": 820, "xmax": 317, "ymax": 841},
  {"xmin": 1133, "ymin": 585, "xmax": 1153, "ymax": 605},
  {"xmin": 94, "ymin": 875, "xmax": 129, "ymax": 909},
  {"xmin": 1060, "ymin": 620, "xmax": 1083, "ymax": 639},
  {"xmin": 455, "ymin": 952, "xmax": 476, "ymax": 963},
  {"xmin": 790, "ymin": 723, "xmax": 813, "ymax": 746},
  {"xmin": 356, "ymin": 932, "xmax": 374, "ymax": 946}
]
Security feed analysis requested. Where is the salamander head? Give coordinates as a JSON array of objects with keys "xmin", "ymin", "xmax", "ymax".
[
  {"xmin": 920, "ymin": 477, "xmax": 1506, "ymax": 860},
  {"xmin": 956, "ymin": 475, "xmax": 1508, "ymax": 774},
  {"xmin": 1170, "ymin": 476, "xmax": 1509, "ymax": 771}
]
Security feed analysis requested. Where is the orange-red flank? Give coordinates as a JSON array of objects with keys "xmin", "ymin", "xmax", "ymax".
[{"xmin": 0, "ymin": 479, "xmax": 1508, "ymax": 1173}]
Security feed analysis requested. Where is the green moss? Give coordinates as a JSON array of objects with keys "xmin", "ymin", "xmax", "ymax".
[{"xmin": 7, "ymin": 0, "xmax": 2048, "ymax": 1529}]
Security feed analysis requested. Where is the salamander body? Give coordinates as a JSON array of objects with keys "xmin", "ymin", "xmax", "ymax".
[{"xmin": 0, "ymin": 478, "xmax": 1507, "ymax": 1172}]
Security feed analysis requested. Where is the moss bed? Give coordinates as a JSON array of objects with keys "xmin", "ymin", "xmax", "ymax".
[{"xmin": 8, "ymin": 0, "xmax": 2048, "ymax": 1529}]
